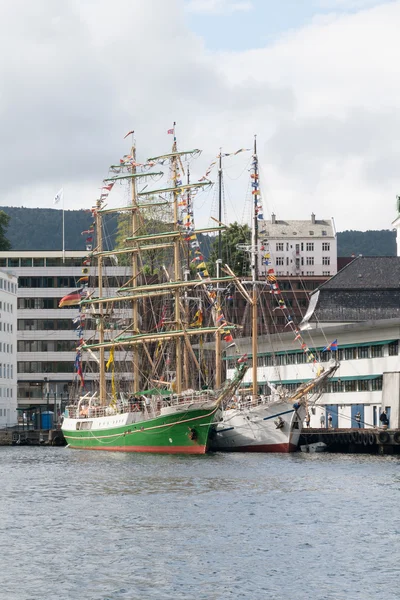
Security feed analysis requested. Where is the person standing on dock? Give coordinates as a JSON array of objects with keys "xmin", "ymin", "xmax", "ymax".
[
  {"xmin": 305, "ymin": 412, "xmax": 311, "ymax": 428},
  {"xmin": 379, "ymin": 410, "xmax": 389, "ymax": 429},
  {"xmin": 328, "ymin": 413, "xmax": 333, "ymax": 428},
  {"xmin": 355, "ymin": 412, "xmax": 361, "ymax": 428},
  {"xmin": 320, "ymin": 413, "xmax": 325, "ymax": 428}
]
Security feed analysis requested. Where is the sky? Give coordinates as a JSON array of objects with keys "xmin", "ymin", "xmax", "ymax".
[{"xmin": 1, "ymin": 0, "xmax": 399, "ymax": 232}]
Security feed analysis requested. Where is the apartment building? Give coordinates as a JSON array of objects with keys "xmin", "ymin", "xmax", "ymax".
[
  {"xmin": 0, "ymin": 251, "xmax": 131, "ymax": 413},
  {"xmin": 260, "ymin": 213, "xmax": 337, "ymax": 277}
]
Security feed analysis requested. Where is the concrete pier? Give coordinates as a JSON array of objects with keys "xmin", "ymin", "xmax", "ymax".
[{"xmin": 300, "ymin": 428, "xmax": 400, "ymax": 454}]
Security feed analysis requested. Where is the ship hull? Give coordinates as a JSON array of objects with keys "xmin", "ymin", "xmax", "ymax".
[
  {"xmin": 210, "ymin": 400, "xmax": 305, "ymax": 453},
  {"xmin": 62, "ymin": 405, "xmax": 217, "ymax": 454}
]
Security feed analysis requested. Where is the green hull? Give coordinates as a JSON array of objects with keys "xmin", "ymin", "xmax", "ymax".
[{"xmin": 62, "ymin": 405, "xmax": 217, "ymax": 454}]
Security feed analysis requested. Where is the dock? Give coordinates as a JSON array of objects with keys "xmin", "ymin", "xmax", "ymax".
[
  {"xmin": 0, "ymin": 427, "xmax": 65, "ymax": 446},
  {"xmin": 300, "ymin": 428, "xmax": 400, "ymax": 454}
]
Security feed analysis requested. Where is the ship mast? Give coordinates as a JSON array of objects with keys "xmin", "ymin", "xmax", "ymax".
[
  {"xmin": 251, "ymin": 136, "xmax": 259, "ymax": 402},
  {"xmin": 183, "ymin": 163, "xmax": 191, "ymax": 390},
  {"xmin": 215, "ymin": 150, "xmax": 223, "ymax": 389},
  {"xmin": 171, "ymin": 123, "xmax": 183, "ymax": 393},
  {"xmin": 96, "ymin": 198, "xmax": 106, "ymax": 404},
  {"xmin": 130, "ymin": 141, "xmax": 140, "ymax": 393}
]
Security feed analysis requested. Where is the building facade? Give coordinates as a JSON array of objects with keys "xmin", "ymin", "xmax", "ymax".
[
  {"xmin": 0, "ymin": 251, "xmax": 131, "ymax": 414},
  {"xmin": 260, "ymin": 213, "xmax": 337, "ymax": 277},
  {"xmin": 0, "ymin": 271, "xmax": 18, "ymax": 427},
  {"xmin": 225, "ymin": 319, "xmax": 400, "ymax": 430}
]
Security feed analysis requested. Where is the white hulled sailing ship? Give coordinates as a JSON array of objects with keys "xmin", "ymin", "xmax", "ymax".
[{"xmin": 210, "ymin": 137, "xmax": 338, "ymax": 452}]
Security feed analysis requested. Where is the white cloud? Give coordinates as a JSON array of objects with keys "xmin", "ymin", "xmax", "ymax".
[
  {"xmin": 0, "ymin": 0, "xmax": 400, "ymax": 234},
  {"xmin": 316, "ymin": 0, "xmax": 392, "ymax": 9},
  {"xmin": 185, "ymin": 0, "xmax": 253, "ymax": 14}
]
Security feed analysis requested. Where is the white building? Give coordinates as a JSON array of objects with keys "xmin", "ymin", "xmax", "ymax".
[
  {"xmin": 225, "ymin": 318, "xmax": 400, "ymax": 430},
  {"xmin": 0, "ymin": 251, "xmax": 132, "ymax": 414},
  {"xmin": 0, "ymin": 270, "xmax": 18, "ymax": 427},
  {"xmin": 260, "ymin": 213, "xmax": 337, "ymax": 277}
]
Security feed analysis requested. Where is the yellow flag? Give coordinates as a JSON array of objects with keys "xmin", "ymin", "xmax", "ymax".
[{"xmin": 106, "ymin": 347, "xmax": 114, "ymax": 370}]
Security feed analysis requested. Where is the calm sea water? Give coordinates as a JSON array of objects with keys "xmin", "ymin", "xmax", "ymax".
[{"xmin": 0, "ymin": 447, "xmax": 399, "ymax": 600}]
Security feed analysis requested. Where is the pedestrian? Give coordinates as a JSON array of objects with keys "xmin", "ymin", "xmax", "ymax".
[
  {"xmin": 305, "ymin": 412, "xmax": 311, "ymax": 428},
  {"xmin": 328, "ymin": 413, "xmax": 333, "ymax": 428},
  {"xmin": 379, "ymin": 409, "xmax": 389, "ymax": 428},
  {"xmin": 355, "ymin": 411, "xmax": 361, "ymax": 428},
  {"xmin": 320, "ymin": 413, "xmax": 325, "ymax": 428}
]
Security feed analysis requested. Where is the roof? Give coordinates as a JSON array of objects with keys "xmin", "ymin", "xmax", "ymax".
[
  {"xmin": 318, "ymin": 256, "xmax": 400, "ymax": 290},
  {"xmin": 262, "ymin": 218, "xmax": 334, "ymax": 239}
]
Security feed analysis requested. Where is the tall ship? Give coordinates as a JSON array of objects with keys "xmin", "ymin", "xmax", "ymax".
[
  {"xmin": 61, "ymin": 127, "xmax": 248, "ymax": 454},
  {"xmin": 210, "ymin": 137, "xmax": 339, "ymax": 452}
]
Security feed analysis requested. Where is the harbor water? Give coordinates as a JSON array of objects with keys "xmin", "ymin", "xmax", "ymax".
[{"xmin": 0, "ymin": 447, "xmax": 399, "ymax": 600}]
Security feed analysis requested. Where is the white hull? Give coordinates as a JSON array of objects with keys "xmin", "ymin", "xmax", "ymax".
[{"xmin": 210, "ymin": 399, "xmax": 306, "ymax": 453}]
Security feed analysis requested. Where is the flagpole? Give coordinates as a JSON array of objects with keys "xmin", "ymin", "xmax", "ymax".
[{"xmin": 62, "ymin": 188, "xmax": 65, "ymax": 264}]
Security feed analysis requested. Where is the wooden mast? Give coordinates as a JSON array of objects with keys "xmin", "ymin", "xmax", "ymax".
[
  {"xmin": 96, "ymin": 198, "xmax": 107, "ymax": 405},
  {"xmin": 183, "ymin": 163, "xmax": 191, "ymax": 390},
  {"xmin": 131, "ymin": 141, "xmax": 140, "ymax": 393},
  {"xmin": 251, "ymin": 135, "xmax": 259, "ymax": 402},
  {"xmin": 215, "ymin": 150, "xmax": 223, "ymax": 389},
  {"xmin": 172, "ymin": 123, "xmax": 182, "ymax": 393}
]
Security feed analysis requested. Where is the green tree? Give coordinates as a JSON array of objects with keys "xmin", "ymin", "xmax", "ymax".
[
  {"xmin": 0, "ymin": 211, "xmax": 11, "ymax": 250},
  {"xmin": 207, "ymin": 222, "xmax": 251, "ymax": 277},
  {"xmin": 114, "ymin": 203, "xmax": 174, "ymax": 274}
]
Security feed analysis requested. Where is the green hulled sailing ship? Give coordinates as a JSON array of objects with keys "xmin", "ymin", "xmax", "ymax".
[{"xmin": 62, "ymin": 126, "xmax": 247, "ymax": 453}]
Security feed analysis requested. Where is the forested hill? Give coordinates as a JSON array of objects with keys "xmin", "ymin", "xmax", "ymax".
[
  {"xmin": 0, "ymin": 206, "xmax": 212, "ymax": 256},
  {"xmin": 0, "ymin": 207, "xmax": 396, "ymax": 256},
  {"xmin": 2, "ymin": 206, "xmax": 105, "ymax": 251}
]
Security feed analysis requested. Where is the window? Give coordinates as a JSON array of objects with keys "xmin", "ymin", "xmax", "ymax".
[
  {"xmin": 322, "ymin": 242, "xmax": 330, "ymax": 251},
  {"xmin": 276, "ymin": 257, "xmax": 284, "ymax": 266},
  {"xmin": 8, "ymin": 258, "xmax": 19, "ymax": 267},
  {"xmin": 344, "ymin": 347, "xmax": 356, "ymax": 360},
  {"xmin": 306, "ymin": 257, "xmax": 314, "ymax": 265},
  {"xmin": 322, "ymin": 257, "xmax": 330, "ymax": 265},
  {"xmin": 358, "ymin": 346, "xmax": 369, "ymax": 359},
  {"xmin": 306, "ymin": 243, "xmax": 314, "ymax": 252},
  {"xmin": 21, "ymin": 258, "xmax": 33, "ymax": 267},
  {"xmin": 358, "ymin": 379, "xmax": 370, "ymax": 391},
  {"xmin": 276, "ymin": 243, "xmax": 284, "ymax": 251},
  {"xmin": 33, "ymin": 258, "xmax": 45, "ymax": 267},
  {"xmin": 371, "ymin": 377, "xmax": 382, "ymax": 391},
  {"xmin": 371, "ymin": 345, "xmax": 383, "ymax": 358},
  {"xmin": 322, "ymin": 230, "xmax": 327, "ymax": 236},
  {"xmin": 344, "ymin": 380, "xmax": 357, "ymax": 392},
  {"xmin": 389, "ymin": 341, "xmax": 398, "ymax": 356},
  {"xmin": 309, "ymin": 231, "xmax": 314, "ymax": 236},
  {"xmin": 306, "ymin": 271, "xmax": 314, "ymax": 276},
  {"xmin": 322, "ymin": 271, "xmax": 330, "ymax": 276},
  {"xmin": 331, "ymin": 380, "xmax": 343, "ymax": 393}
]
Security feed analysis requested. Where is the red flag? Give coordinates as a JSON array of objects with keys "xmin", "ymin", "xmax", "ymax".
[
  {"xmin": 167, "ymin": 128, "xmax": 174, "ymax": 134},
  {"xmin": 124, "ymin": 129, "xmax": 134, "ymax": 139},
  {"xmin": 237, "ymin": 354, "xmax": 248, "ymax": 364}
]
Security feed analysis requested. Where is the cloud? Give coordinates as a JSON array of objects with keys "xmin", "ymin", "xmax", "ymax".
[
  {"xmin": 0, "ymin": 0, "xmax": 399, "ymax": 235},
  {"xmin": 316, "ymin": 0, "xmax": 392, "ymax": 9},
  {"xmin": 185, "ymin": 0, "xmax": 253, "ymax": 14}
]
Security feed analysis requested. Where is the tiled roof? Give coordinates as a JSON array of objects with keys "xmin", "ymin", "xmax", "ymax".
[
  {"xmin": 263, "ymin": 218, "xmax": 334, "ymax": 238},
  {"xmin": 319, "ymin": 256, "xmax": 400, "ymax": 290}
]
